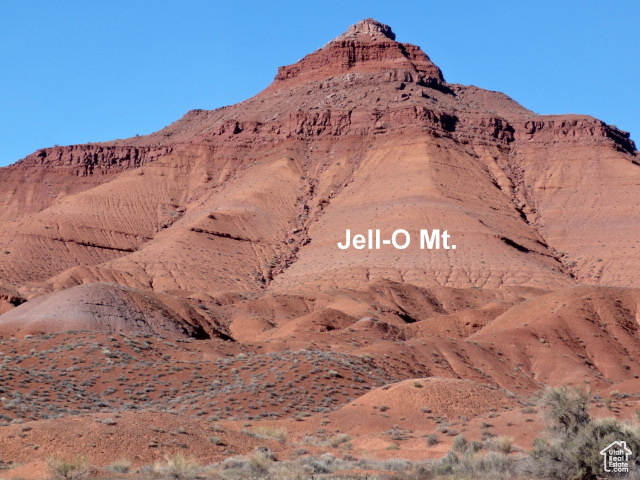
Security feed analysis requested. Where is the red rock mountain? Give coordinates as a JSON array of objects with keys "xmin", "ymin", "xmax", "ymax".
[
  {"xmin": 0, "ymin": 19, "xmax": 639, "ymax": 473},
  {"xmin": 2, "ymin": 20, "xmax": 637, "ymax": 301}
]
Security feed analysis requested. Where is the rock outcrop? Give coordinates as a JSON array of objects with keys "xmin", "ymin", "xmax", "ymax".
[
  {"xmin": 17, "ymin": 144, "xmax": 174, "ymax": 175},
  {"xmin": 273, "ymin": 19, "xmax": 444, "ymax": 87}
]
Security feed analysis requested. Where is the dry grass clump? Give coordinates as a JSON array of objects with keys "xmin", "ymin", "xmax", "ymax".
[
  {"xmin": 106, "ymin": 458, "xmax": 131, "ymax": 474},
  {"xmin": 151, "ymin": 453, "xmax": 200, "ymax": 480},
  {"xmin": 251, "ymin": 426, "xmax": 288, "ymax": 443},
  {"xmin": 47, "ymin": 456, "xmax": 89, "ymax": 480}
]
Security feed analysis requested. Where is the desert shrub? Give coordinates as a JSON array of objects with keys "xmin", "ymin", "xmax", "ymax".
[
  {"xmin": 251, "ymin": 426, "xmax": 288, "ymax": 443},
  {"xmin": 425, "ymin": 433, "xmax": 439, "ymax": 446},
  {"xmin": 247, "ymin": 447, "xmax": 275, "ymax": 476},
  {"xmin": 378, "ymin": 458, "xmax": 413, "ymax": 472},
  {"xmin": 541, "ymin": 385, "xmax": 591, "ymax": 434},
  {"xmin": 432, "ymin": 451, "xmax": 459, "ymax": 476},
  {"xmin": 467, "ymin": 440, "xmax": 484, "ymax": 454},
  {"xmin": 452, "ymin": 435, "xmax": 468, "ymax": 453},
  {"xmin": 300, "ymin": 433, "xmax": 322, "ymax": 446},
  {"xmin": 298, "ymin": 453, "xmax": 336, "ymax": 474},
  {"xmin": 47, "ymin": 456, "xmax": 89, "ymax": 480},
  {"xmin": 490, "ymin": 436, "xmax": 515, "ymax": 454},
  {"xmin": 432, "ymin": 450, "xmax": 522, "ymax": 478},
  {"xmin": 465, "ymin": 451, "xmax": 521, "ymax": 476},
  {"xmin": 530, "ymin": 386, "xmax": 640, "ymax": 480},
  {"xmin": 106, "ymin": 458, "xmax": 131, "ymax": 474},
  {"xmin": 220, "ymin": 455, "xmax": 248, "ymax": 471},
  {"xmin": 152, "ymin": 454, "xmax": 200, "ymax": 480},
  {"xmin": 328, "ymin": 433, "xmax": 351, "ymax": 447}
]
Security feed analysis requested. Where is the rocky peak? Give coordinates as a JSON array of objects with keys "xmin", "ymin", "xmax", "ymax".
[
  {"xmin": 271, "ymin": 19, "xmax": 444, "ymax": 88},
  {"xmin": 333, "ymin": 18, "xmax": 396, "ymax": 42}
]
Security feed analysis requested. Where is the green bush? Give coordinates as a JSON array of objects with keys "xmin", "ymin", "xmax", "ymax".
[
  {"xmin": 540, "ymin": 385, "xmax": 591, "ymax": 434},
  {"xmin": 531, "ymin": 386, "xmax": 640, "ymax": 480}
]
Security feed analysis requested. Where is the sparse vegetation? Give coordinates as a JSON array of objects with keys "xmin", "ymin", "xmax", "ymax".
[
  {"xmin": 426, "ymin": 433, "xmax": 439, "ymax": 446},
  {"xmin": 106, "ymin": 459, "xmax": 131, "ymax": 474},
  {"xmin": 247, "ymin": 447, "xmax": 275, "ymax": 476},
  {"xmin": 328, "ymin": 433, "xmax": 351, "ymax": 447},
  {"xmin": 452, "ymin": 435, "xmax": 468, "ymax": 453},
  {"xmin": 151, "ymin": 454, "xmax": 200, "ymax": 480},
  {"xmin": 2, "ymin": 324, "xmax": 640, "ymax": 480},
  {"xmin": 530, "ymin": 386, "xmax": 640, "ymax": 479},
  {"xmin": 251, "ymin": 426, "xmax": 288, "ymax": 443},
  {"xmin": 47, "ymin": 456, "xmax": 89, "ymax": 480},
  {"xmin": 9, "ymin": 386, "xmax": 640, "ymax": 480}
]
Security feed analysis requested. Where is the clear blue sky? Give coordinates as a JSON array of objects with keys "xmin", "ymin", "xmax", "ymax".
[{"xmin": 1, "ymin": 1, "xmax": 638, "ymax": 166}]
